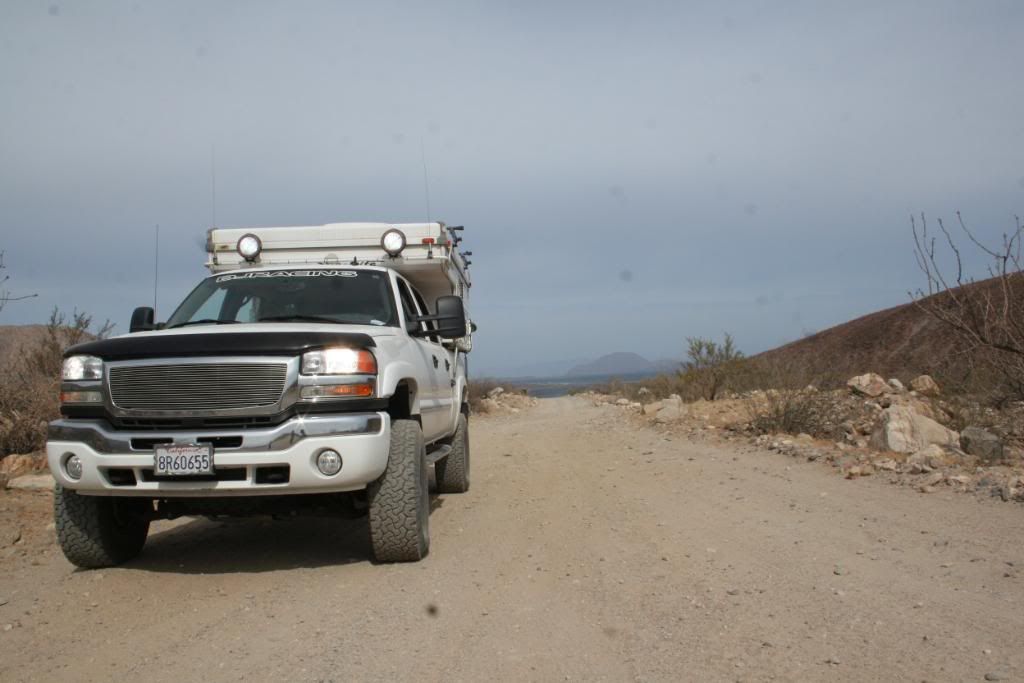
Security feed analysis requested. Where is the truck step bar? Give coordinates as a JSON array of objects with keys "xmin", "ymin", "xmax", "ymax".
[{"xmin": 425, "ymin": 444, "xmax": 451, "ymax": 465}]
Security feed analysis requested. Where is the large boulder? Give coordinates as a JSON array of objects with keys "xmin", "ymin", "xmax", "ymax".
[
  {"xmin": 655, "ymin": 396, "xmax": 685, "ymax": 423},
  {"xmin": 847, "ymin": 373, "xmax": 890, "ymax": 397},
  {"xmin": 960, "ymin": 426, "xmax": 1005, "ymax": 463},
  {"xmin": 869, "ymin": 405, "xmax": 959, "ymax": 453},
  {"xmin": 642, "ymin": 401, "xmax": 662, "ymax": 416},
  {"xmin": 910, "ymin": 375, "xmax": 940, "ymax": 396}
]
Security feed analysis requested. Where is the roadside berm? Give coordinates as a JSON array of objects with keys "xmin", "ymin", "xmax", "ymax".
[{"xmin": 584, "ymin": 372, "xmax": 1024, "ymax": 503}]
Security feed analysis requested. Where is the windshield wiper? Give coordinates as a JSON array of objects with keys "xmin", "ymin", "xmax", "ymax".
[
  {"xmin": 167, "ymin": 319, "xmax": 242, "ymax": 329},
  {"xmin": 258, "ymin": 315, "xmax": 358, "ymax": 325}
]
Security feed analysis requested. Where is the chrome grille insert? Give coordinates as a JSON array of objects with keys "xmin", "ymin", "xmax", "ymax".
[{"xmin": 108, "ymin": 362, "xmax": 289, "ymax": 411}]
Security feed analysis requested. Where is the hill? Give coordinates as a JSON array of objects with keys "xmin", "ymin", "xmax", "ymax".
[
  {"xmin": 753, "ymin": 275, "xmax": 1021, "ymax": 389},
  {"xmin": 568, "ymin": 352, "xmax": 653, "ymax": 377}
]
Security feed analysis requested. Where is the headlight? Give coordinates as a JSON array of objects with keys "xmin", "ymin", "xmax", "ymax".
[
  {"xmin": 301, "ymin": 348, "xmax": 377, "ymax": 375},
  {"xmin": 62, "ymin": 355, "xmax": 103, "ymax": 381},
  {"xmin": 380, "ymin": 229, "xmax": 406, "ymax": 256},
  {"xmin": 237, "ymin": 233, "xmax": 263, "ymax": 261}
]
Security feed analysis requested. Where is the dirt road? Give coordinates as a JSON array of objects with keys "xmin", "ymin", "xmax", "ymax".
[{"xmin": 1, "ymin": 397, "xmax": 1022, "ymax": 681}]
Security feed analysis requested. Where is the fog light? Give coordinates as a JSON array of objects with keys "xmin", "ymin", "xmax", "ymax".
[
  {"xmin": 65, "ymin": 454, "xmax": 83, "ymax": 480},
  {"xmin": 316, "ymin": 449, "xmax": 342, "ymax": 476}
]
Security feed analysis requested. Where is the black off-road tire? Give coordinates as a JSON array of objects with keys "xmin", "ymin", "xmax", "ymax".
[
  {"xmin": 54, "ymin": 485, "xmax": 151, "ymax": 569},
  {"xmin": 368, "ymin": 419, "xmax": 430, "ymax": 562},
  {"xmin": 435, "ymin": 413, "xmax": 470, "ymax": 493}
]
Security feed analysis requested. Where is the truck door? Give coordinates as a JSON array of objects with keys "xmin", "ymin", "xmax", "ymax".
[
  {"xmin": 411, "ymin": 286, "xmax": 459, "ymax": 433},
  {"xmin": 396, "ymin": 279, "xmax": 446, "ymax": 442}
]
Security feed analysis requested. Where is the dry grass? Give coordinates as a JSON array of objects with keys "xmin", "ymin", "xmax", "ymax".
[{"xmin": 0, "ymin": 309, "xmax": 111, "ymax": 459}]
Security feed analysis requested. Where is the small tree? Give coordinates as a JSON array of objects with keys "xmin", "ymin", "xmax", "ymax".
[
  {"xmin": 0, "ymin": 250, "xmax": 37, "ymax": 313},
  {"xmin": 680, "ymin": 333, "xmax": 745, "ymax": 400},
  {"xmin": 911, "ymin": 213, "xmax": 1024, "ymax": 400}
]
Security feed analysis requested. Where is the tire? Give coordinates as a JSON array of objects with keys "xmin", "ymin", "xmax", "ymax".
[
  {"xmin": 54, "ymin": 485, "xmax": 150, "ymax": 569},
  {"xmin": 368, "ymin": 419, "xmax": 430, "ymax": 562},
  {"xmin": 435, "ymin": 413, "xmax": 470, "ymax": 493}
]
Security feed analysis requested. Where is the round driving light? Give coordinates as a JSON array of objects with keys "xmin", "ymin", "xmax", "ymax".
[
  {"xmin": 236, "ymin": 233, "xmax": 263, "ymax": 261},
  {"xmin": 65, "ymin": 454, "xmax": 83, "ymax": 480},
  {"xmin": 380, "ymin": 229, "xmax": 406, "ymax": 256},
  {"xmin": 316, "ymin": 449, "xmax": 342, "ymax": 476}
]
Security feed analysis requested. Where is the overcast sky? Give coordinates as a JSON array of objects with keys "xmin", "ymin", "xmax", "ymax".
[{"xmin": 1, "ymin": 1, "xmax": 1022, "ymax": 376}]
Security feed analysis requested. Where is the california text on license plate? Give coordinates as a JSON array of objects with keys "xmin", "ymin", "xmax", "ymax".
[{"xmin": 154, "ymin": 444, "xmax": 214, "ymax": 476}]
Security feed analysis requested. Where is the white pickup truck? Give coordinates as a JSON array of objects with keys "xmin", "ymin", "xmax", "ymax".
[{"xmin": 46, "ymin": 222, "xmax": 474, "ymax": 567}]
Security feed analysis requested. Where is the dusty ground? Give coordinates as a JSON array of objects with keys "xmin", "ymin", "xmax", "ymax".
[{"xmin": 1, "ymin": 396, "xmax": 1022, "ymax": 682}]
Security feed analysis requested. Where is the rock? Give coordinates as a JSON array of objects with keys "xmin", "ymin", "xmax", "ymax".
[
  {"xmin": 922, "ymin": 471, "xmax": 945, "ymax": 487},
  {"xmin": 947, "ymin": 474, "xmax": 972, "ymax": 486},
  {"xmin": 486, "ymin": 386, "xmax": 505, "ymax": 399},
  {"xmin": 960, "ymin": 426, "xmax": 1005, "ymax": 463},
  {"xmin": 478, "ymin": 397, "xmax": 500, "ymax": 413},
  {"xmin": 615, "ymin": 398, "xmax": 631, "ymax": 406},
  {"xmin": 984, "ymin": 672, "xmax": 1009, "ymax": 682},
  {"xmin": 847, "ymin": 373, "xmax": 890, "ymax": 398},
  {"xmin": 887, "ymin": 378, "xmax": 905, "ymax": 393},
  {"xmin": 869, "ymin": 406, "xmax": 959, "ymax": 454},
  {"xmin": 655, "ymin": 403, "xmax": 684, "ymax": 423},
  {"xmin": 876, "ymin": 458, "xmax": 899, "ymax": 471},
  {"xmin": 642, "ymin": 401, "xmax": 662, "ymax": 416},
  {"xmin": 637, "ymin": 387, "xmax": 651, "ymax": 396},
  {"xmin": 0, "ymin": 527, "xmax": 21, "ymax": 547},
  {"xmin": 6, "ymin": 474, "xmax": 55, "ymax": 491},
  {"xmin": 910, "ymin": 375, "xmax": 940, "ymax": 396}
]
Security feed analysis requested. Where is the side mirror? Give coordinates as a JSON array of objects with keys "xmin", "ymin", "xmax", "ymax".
[
  {"xmin": 412, "ymin": 296, "xmax": 466, "ymax": 339},
  {"xmin": 433, "ymin": 296, "xmax": 467, "ymax": 339},
  {"xmin": 130, "ymin": 307, "xmax": 155, "ymax": 333}
]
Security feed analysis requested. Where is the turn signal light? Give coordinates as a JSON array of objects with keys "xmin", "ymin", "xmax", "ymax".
[{"xmin": 300, "ymin": 383, "xmax": 374, "ymax": 399}]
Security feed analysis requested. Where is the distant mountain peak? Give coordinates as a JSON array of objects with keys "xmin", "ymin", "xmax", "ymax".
[{"xmin": 567, "ymin": 352, "xmax": 655, "ymax": 378}]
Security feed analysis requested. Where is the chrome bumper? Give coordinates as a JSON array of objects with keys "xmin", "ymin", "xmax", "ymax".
[
  {"xmin": 48, "ymin": 414, "xmax": 383, "ymax": 453},
  {"xmin": 46, "ymin": 412, "xmax": 391, "ymax": 497}
]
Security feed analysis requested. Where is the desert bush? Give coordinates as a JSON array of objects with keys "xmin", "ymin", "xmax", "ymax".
[
  {"xmin": 912, "ymin": 213, "xmax": 1024, "ymax": 401},
  {"xmin": 681, "ymin": 334, "xmax": 745, "ymax": 400},
  {"xmin": 0, "ymin": 308, "xmax": 112, "ymax": 458},
  {"xmin": 746, "ymin": 389, "xmax": 822, "ymax": 436}
]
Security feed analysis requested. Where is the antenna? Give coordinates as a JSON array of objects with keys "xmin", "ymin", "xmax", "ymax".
[
  {"xmin": 420, "ymin": 138, "xmax": 432, "ymax": 226},
  {"xmin": 153, "ymin": 224, "xmax": 160, "ymax": 311},
  {"xmin": 211, "ymin": 144, "xmax": 218, "ymax": 228}
]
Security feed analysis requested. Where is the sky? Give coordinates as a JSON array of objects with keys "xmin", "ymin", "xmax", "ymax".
[{"xmin": 1, "ymin": 0, "xmax": 1022, "ymax": 377}]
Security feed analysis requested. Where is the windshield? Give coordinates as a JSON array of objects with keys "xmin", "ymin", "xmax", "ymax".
[{"xmin": 165, "ymin": 269, "xmax": 398, "ymax": 328}]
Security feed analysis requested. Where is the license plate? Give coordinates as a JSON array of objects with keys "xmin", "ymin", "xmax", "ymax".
[{"xmin": 153, "ymin": 444, "xmax": 214, "ymax": 477}]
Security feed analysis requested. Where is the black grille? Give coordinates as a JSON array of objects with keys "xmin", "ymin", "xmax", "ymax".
[{"xmin": 108, "ymin": 362, "xmax": 288, "ymax": 411}]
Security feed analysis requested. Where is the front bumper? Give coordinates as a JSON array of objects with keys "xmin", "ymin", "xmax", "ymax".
[{"xmin": 46, "ymin": 412, "xmax": 390, "ymax": 497}]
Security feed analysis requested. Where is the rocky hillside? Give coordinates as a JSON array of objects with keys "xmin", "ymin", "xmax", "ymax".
[{"xmin": 753, "ymin": 275, "xmax": 1020, "ymax": 389}]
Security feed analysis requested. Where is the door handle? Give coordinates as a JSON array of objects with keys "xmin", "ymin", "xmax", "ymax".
[{"xmin": 432, "ymin": 355, "xmax": 439, "ymax": 369}]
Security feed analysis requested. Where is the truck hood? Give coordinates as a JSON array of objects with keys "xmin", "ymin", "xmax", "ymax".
[{"xmin": 65, "ymin": 323, "xmax": 396, "ymax": 361}]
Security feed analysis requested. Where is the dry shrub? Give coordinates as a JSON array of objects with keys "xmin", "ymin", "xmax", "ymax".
[
  {"xmin": 746, "ymin": 389, "xmax": 822, "ymax": 436},
  {"xmin": 0, "ymin": 309, "xmax": 111, "ymax": 458},
  {"xmin": 467, "ymin": 377, "xmax": 514, "ymax": 414},
  {"xmin": 912, "ymin": 213, "xmax": 1024, "ymax": 401}
]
